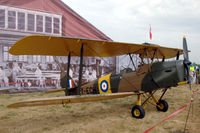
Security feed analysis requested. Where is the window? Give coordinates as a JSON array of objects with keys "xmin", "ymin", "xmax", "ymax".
[
  {"xmin": 0, "ymin": 5, "xmax": 61, "ymax": 34},
  {"xmin": 45, "ymin": 16, "xmax": 52, "ymax": 33},
  {"xmin": 53, "ymin": 17, "xmax": 60, "ymax": 34},
  {"xmin": 90, "ymin": 57, "xmax": 96, "ymax": 64},
  {"xmin": 27, "ymin": 14, "xmax": 35, "ymax": 31},
  {"xmin": 33, "ymin": 55, "xmax": 41, "ymax": 62},
  {"xmin": 46, "ymin": 56, "xmax": 54, "ymax": 63},
  {"xmin": 17, "ymin": 12, "xmax": 25, "ymax": 30},
  {"xmin": 8, "ymin": 11, "xmax": 16, "ymax": 29},
  {"xmin": 0, "ymin": 9, "xmax": 5, "ymax": 28},
  {"xmin": 3, "ymin": 51, "xmax": 8, "ymax": 61},
  {"xmin": 36, "ymin": 15, "xmax": 43, "ymax": 32},
  {"xmin": 3, "ymin": 46, "xmax": 12, "ymax": 61},
  {"xmin": 19, "ymin": 55, "xmax": 27, "ymax": 62}
]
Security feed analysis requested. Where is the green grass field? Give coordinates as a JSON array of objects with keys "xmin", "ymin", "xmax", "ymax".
[{"xmin": 0, "ymin": 84, "xmax": 200, "ymax": 133}]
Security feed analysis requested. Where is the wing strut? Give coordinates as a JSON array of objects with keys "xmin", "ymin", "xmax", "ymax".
[
  {"xmin": 65, "ymin": 52, "xmax": 71, "ymax": 96},
  {"xmin": 151, "ymin": 49, "xmax": 157, "ymax": 62},
  {"xmin": 77, "ymin": 44, "xmax": 84, "ymax": 95},
  {"xmin": 129, "ymin": 53, "xmax": 137, "ymax": 71},
  {"xmin": 176, "ymin": 51, "xmax": 180, "ymax": 60},
  {"xmin": 60, "ymin": 52, "xmax": 71, "ymax": 95},
  {"xmin": 162, "ymin": 56, "xmax": 165, "ymax": 62}
]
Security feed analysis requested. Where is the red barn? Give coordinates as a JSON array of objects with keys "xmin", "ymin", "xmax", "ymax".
[{"xmin": 0, "ymin": 0, "xmax": 115, "ymax": 92}]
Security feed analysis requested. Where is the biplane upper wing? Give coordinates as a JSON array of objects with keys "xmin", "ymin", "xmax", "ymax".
[
  {"xmin": 8, "ymin": 92, "xmax": 139, "ymax": 108},
  {"xmin": 9, "ymin": 35, "xmax": 184, "ymax": 59}
]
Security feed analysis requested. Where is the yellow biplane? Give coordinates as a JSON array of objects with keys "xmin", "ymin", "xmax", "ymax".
[{"xmin": 7, "ymin": 35, "xmax": 190, "ymax": 119}]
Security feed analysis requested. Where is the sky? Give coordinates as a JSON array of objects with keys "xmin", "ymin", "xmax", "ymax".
[{"xmin": 62, "ymin": 0, "xmax": 200, "ymax": 63}]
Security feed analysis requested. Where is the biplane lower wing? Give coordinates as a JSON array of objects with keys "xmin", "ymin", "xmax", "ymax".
[{"xmin": 8, "ymin": 92, "xmax": 140, "ymax": 108}]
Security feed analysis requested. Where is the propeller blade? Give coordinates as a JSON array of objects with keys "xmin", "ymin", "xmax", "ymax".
[
  {"xmin": 183, "ymin": 35, "xmax": 189, "ymax": 60},
  {"xmin": 182, "ymin": 35, "xmax": 191, "ymax": 83}
]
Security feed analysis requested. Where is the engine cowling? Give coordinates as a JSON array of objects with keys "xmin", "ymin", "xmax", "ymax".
[{"xmin": 141, "ymin": 60, "xmax": 185, "ymax": 92}]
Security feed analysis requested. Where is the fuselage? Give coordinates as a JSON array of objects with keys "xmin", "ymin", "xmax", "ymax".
[{"xmin": 66, "ymin": 60, "xmax": 186, "ymax": 95}]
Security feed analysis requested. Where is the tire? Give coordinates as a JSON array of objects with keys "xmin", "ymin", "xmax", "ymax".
[
  {"xmin": 131, "ymin": 105, "xmax": 145, "ymax": 119},
  {"xmin": 156, "ymin": 100, "xmax": 168, "ymax": 112}
]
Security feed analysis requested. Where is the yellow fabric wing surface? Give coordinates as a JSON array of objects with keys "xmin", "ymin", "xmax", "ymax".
[{"xmin": 9, "ymin": 35, "xmax": 184, "ymax": 58}]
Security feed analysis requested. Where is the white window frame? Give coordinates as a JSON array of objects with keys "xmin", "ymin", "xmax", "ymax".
[
  {"xmin": 17, "ymin": 12, "xmax": 25, "ymax": 31},
  {"xmin": 27, "ymin": 13, "xmax": 35, "ymax": 32},
  {"xmin": 3, "ymin": 46, "xmax": 13, "ymax": 62},
  {"xmin": 7, "ymin": 10, "xmax": 16, "ymax": 29},
  {"xmin": 19, "ymin": 55, "xmax": 27, "ymax": 62},
  {"xmin": 36, "ymin": 15, "xmax": 43, "ymax": 32},
  {"xmin": 33, "ymin": 55, "xmax": 41, "ymax": 63},
  {"xmin": 0, "ymin": 9, "xmax": 6, "ymax": 28},
  {"xmin": 46, "ymin": 56, "xmax": 54, "ymax": 63}
]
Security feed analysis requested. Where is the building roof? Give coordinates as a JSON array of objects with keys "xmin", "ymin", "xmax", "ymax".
[{"xmin": 0, "ymin": 0, "xmax": 112, "ymax": 41}]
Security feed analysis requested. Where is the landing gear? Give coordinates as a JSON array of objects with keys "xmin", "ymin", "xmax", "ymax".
[
  {"xmin": 156, "ymin": 100, "xmax": 168, "ymax": 112},
  {"xmin": 131, "ymin": 89, "xmax": 169, "ymax": 119},
  {"xmin": 131, "ymin": 105, "xmax": 145, "ymax": 118},
  {"xmin": 132, "ymin": 94, "xmax": 145, "ymax": 119}
]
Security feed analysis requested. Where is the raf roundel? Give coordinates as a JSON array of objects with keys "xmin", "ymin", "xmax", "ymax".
[{"xmin": 100, "ymin": 80, "xmax": 109, "ymax": 92}]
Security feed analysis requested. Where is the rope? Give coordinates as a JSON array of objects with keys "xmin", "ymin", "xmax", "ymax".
[
  {"xmin": 143, "ymin": 88, "xmax": 199, "ymax": 133},
  {"xmin": 183, "ymin": 87, "xmax": 198, "ymax": 133},
  {"xmin": 183, "ymin": 102, "xmax": 192, "ymax": 133}
]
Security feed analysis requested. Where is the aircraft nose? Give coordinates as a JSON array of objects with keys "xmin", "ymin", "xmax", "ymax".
[{"xmin": 141, "ymin": 60, "xmax": 185, "ymax": 92}]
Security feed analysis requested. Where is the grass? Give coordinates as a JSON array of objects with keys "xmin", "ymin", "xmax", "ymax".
[
  {"xmin": 0, "ymin": 84, "xmax": 200, "ymax": 133},
  {"xmin": 0, "ymin": 104, "xmax": 5, "ymax": 109},
  {"xmin": 64, "ymin": 105, "xmax": 71, "ymax": 112},
  {"xmin": 0, "ymin": 115, "xmax": 10, "ymax": 120},
  {"xmin": 42, "ymin": 127, "xmax": 51, "ymax": 131}
]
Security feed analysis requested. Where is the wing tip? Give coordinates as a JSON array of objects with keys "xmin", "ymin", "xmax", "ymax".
[
  {"xmin": 7, "ymin": 104, "xmax": 18, "ymax": 108},
  {"xmin": 8, "ymin": 48, "xmax": 16, "ymax": 55}
]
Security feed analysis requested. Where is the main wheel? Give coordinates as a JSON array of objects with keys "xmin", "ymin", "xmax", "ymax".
[
  {"xmin": 156, "ymin": 100, "xmax": 168, "ymax": 112},
  {"xmin": 131, "ymin": 105, "xmax": 145, "ymax": 119}
]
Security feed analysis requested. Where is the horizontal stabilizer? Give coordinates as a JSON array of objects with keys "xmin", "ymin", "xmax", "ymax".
[
  {"xmin": 45, "ymin": 88, "xmax": 66, "ymax": 93},
  {"xmin": 0, "ymin": 87, "xmax": 15, "ymax": 92},
  {"xmin": 8, "ymin": 92, "xmax": 140, "ymax": 108}
]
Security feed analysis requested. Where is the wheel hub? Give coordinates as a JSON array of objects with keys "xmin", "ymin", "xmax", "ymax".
[
  {"xmin": 134, "ymin": 109, "xmax": 140, "ymax": 116},
  {"xmin": 158, "ymin": 103, "xmax": 164, "ymax": 110}
]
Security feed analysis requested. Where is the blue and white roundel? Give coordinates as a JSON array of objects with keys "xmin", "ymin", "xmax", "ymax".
[{"xmin": 100, "ymin": 80, "xmax": 109, "ymax": 92}]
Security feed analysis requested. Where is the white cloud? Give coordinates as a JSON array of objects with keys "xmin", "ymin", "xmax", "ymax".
[{"xmin": 62, "ymin": 0, "xmax": 200, "ymax": 63}]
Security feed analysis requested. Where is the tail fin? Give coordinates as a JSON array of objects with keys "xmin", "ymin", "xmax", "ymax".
[
  {"xmin": 60, "ymin": 70, "xmax": 77, "ymax": 89},
  {"xmin": 68, "ymin": 79, "xmax": 76, "ymax": 89}
]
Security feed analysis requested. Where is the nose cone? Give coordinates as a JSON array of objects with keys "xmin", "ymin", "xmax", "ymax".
[{"xmin": 141, "ymin": 60, "xmax": 185, "ymax": 92}]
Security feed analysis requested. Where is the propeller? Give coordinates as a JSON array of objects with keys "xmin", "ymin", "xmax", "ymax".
[
  {"xmin": 182, "ymin": 35, "xmax": 194, "ymax": 133},
  {"xmin": 182, "ymin": 35, "xmax": 191, "ymax": 83}
]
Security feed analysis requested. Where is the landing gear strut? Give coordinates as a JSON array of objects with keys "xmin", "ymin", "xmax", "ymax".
[
  {"xmin": 131, "ymin": 89, "xmax": 169, "ymax": 119},
  {"xmin": 131, "ymin": 94, "xmax": 145, "ymax": 119},
  {"xmin": 131, "ymin": 105, "xmax": 145, "ymax": 118},
  {"xmin": 156, "ymin": 100, "xmax": 168, "ymax": 112},
  {"xmin": 151, "ymin": 89, "xmax": 168, "ymax": 112}
]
